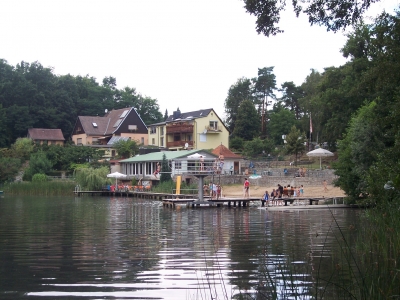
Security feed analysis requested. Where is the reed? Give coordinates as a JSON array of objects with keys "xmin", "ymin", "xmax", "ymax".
[
  {"xmin": 196, "ymin": 204, "xmax": 400, "ymax": 300},
  {"xmin": 3, "ymin": 181, "xmax": 76, "ymax": 196}
]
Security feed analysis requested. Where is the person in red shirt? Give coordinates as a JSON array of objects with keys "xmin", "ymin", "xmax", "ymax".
[{"xmin": 244, "ymin": 178, "xmax": 250, "ymax": 198}]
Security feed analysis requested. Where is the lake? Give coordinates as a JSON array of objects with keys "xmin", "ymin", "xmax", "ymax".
[{"xmin": 0, "ymin": 196, "xmax": 360, "ymax": 299}]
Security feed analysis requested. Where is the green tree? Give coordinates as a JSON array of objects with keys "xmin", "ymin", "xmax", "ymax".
[
  {"xmin": 11, "ymin": 138, "xmax": 35, "ymax": 160},
  {"xmin": 243, "ymin": 137, "xmax": 274, "ymax": 158},
  {"xmin": 334, "ymin": 102, "xmax": 386, "ymax": 200},
  {"xmin": 284, "ymin": 126, "xmax": 306, "ymax": 165},
  {"xmin": 113, "ymin": 139, "xmax": 139, "ymax": 159},
  {"xmin": 160, "ymin": 153, "xmax": 171, "ymax": 183},
  {"xmin": 135, "ymin": 95, "xmax": 163, "ymax": 125},
  {"xmin": 243, "ymin": 0, "xmax": 382, "ymax": 37},
  {"xmin": 224, "ymin": 77, "xmax": 253, "ymax": 133},
  {"xmin": 232, "ymin": 99, "xmax": 260, "ymax": 141},
  {"xmin": 253, "ymin": 67, "xmax": 277, "ymax": 137},
  {"xmin": 0, "ymin": 157, "xmax": 21, "ymax": 183},
  {"xmin": 278, "ymin": 81, "xmax": 304, "ymax": 119},
  {"xmin": 163, "ymin": 109, "xmax": 169, "ymax": 121},
  {"xmin": 74, "ymin": 166, "xmax": 109, "ymax": 191},
  {"xmin": 23, "ymin": 151, "xmax": 53, "ymax": 181},
  {"xmin": 267, "ymin": 105, "xmax": 297, "ymax": 145},
  {"xmin": 229, "ymin": 136, "xmax": 245, "ymax": 152}
]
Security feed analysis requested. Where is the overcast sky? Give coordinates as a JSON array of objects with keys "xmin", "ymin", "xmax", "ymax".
[{"xmin": 1, "ymin": 0, "xmax": 398, "ymax": 119}]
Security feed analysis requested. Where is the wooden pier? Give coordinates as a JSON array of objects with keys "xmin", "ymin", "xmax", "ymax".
[
  {"xmin": 162, "ymin": 197, "xmax": 260, "ymax": 208},
  {"xmin": 73, "ymin": 190, "xmax": 348, "ymax": 209}
]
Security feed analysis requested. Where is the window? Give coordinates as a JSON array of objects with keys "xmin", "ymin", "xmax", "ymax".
[
  {"xmin": 92, "ymin": 122, "xmax": 98, "ymax": 128},
  {"xmin": 210, "ymin": 121, "xmax": 218, "ymax": 130},
  {"xmin": 199, "ymin": 134, "xmax": 207, "ymax": 142},
  {"xmin": 160, "ymin": 127, "xmax": 164, "ymax": 135},
  {"xmin": 50, "ymin": 141, "xmax": 56, "ymax": 145},
  {"xmin": 77, "ymin": 138, "xmax": 82, "ymax": 145},
  {"xmin": 120, "ymin": 110, "xmax": 129, "ymax": 118},
  {"xmin": 141, "ymin": 137, "xmax": 144, "ymax": 144},
  {"xmin": 129, "ymin": 125, "xmax": 137, "ymax": 132},
  {"xmin": 113, "ymin": 119, "xmax": 122, "ymax": 128},
  {"xmin": 160, "ymin": 137, "xmax": 164, "ymax": 147},
  {"xmin": 150, "ymin": 126, "xmax": 156, "ymax": 134},
  {"xmin": 175, "ymin": 161, "xmax": 181, "ymax": 169},
  {"xmin": 152, "ymin": 138, "xmax": 155, "ymax": 145}
]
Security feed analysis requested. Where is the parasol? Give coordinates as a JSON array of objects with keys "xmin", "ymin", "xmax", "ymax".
[{"xmin": 306, "ymin": 148, "xmax": 334, "ymax": 169}]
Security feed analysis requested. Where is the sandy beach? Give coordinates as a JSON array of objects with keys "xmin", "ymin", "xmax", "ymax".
[{"xmin": 221, "ymin": 183, "xmax": 346, "ymax": 198}]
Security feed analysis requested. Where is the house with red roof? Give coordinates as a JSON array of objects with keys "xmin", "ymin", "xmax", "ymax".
[
  {"xmin": 212, "ymin": 144, "xmax": 243, "ymax": 175},
  {"xmin": 27, "ymin": 128, "xmax": 65, "ymax": 146}
]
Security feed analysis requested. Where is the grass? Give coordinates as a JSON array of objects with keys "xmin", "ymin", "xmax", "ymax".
[{"xmin": 3, "ymin": 181, "xmax": 76, "ymax": 196}]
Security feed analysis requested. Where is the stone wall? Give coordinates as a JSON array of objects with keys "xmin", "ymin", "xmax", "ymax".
[{"xmin": 182, "ymin": 169, "xmax": 337, "ymax": 187}]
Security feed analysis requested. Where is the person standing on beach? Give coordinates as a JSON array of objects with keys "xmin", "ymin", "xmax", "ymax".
[
  {"xmin": 262, "ymin": 190, "xmax": 269, "ymax": 206},
  {"xmin": 323, "ymin": 180, "xmax": 328, "ymax": 192},
  {"xmin": 244, "ymin": 178, "xmax": 250, "ymax": 198},
  {"xmin": 271, "ymin": 189, "xmax": 276, "ymax": 205}
]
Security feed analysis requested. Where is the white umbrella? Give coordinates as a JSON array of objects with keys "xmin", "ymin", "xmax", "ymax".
[
  {"xmin": 187, "ymin": 153, "xmax": 206, "ymax": 159},
  {"xmin": 306, "ymin": 148, "xmax": 334, "ymax": 169},
  {"xmin": 107, "ymin": 171, "xmax": 127, "ymax": 186}
]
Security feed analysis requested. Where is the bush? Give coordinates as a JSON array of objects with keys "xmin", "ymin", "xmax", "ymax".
[{"xmin": 32, "ymin": 173, "xmax": 47, "ymax": 182}]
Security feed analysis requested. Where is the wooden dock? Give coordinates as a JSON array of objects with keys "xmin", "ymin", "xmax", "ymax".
[
  {"xmin": 264, "ymin": 196, "xmax": 350, "ymax": 209},
  {"xmin": 73, "ymin": 190, "xmax": 349, "ymax": 209},
  {"xmin": 162, "ymin": 197, "xmax": 260, "ymax": 208}
]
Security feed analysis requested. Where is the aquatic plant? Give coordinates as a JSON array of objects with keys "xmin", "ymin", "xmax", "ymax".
[{"xmin": 3, "ymin": 181, "xmax": 75, "ymax": 196}]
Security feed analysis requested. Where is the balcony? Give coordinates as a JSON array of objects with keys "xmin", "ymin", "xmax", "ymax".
[
  {"xmin": 167, "ymin": 140, "xmax": 194, "ymax": 148},
  {"xmin": 205, "ymin": 125, "xmax": 222, "ymax": 133},
  {"xmin": 166, "ymin": 123, "xmax": 194, "ymax": 134}
]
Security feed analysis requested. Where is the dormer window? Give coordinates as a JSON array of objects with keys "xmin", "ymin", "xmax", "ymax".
[{"xmin": 92, "ymin": 122, "xmax": 98, "ymax": 128}]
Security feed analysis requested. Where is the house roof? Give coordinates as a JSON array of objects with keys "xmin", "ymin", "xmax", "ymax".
[
  {"xmin": 212, "ymin": 144, "xmax": 242, "ymax": 159},
  {"xmin": 78, "ymin": 107, "xmax": 132, "ymax": 136},
  {"xmin": 120, "ymin": 149, "xmax": 217, "ymax": 163},
  {"xmin": 147, "ymin": 108, "xmax": 216, "ymax": 126},
  {"xmin": 77, "ymin": 107, "xmax": 147, "ymax": 136},
  {"xmin": 165, "ymin": 108, "xmax": 213, "ymax": 122},
  {"xmin": 28, "ymin": 128, "xmax": 65, "ymax": 141}
]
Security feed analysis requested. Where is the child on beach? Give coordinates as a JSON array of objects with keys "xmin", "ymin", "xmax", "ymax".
[{"xmin": 262, "ymin": 190, "xmax": 269, "ymax": 206}]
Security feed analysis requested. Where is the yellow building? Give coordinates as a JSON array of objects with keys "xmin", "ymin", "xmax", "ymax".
[{"xmin": 148, "ymin": 108, "xmax": 229, "ymax": 150}]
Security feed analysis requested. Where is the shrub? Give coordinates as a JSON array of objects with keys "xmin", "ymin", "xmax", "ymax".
[{"xmin": 32, "ymin": 173, "xmax": 47, "ymax": 182}]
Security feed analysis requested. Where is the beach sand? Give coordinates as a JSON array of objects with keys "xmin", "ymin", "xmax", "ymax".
[{"xmin": 221, "ymin": 183, "xmax": 346, "ymax": 198}]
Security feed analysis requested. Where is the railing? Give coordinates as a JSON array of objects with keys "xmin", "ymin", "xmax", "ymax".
[
  {"xmin": 47, "ymin": 176, "xmax": 75, "ymax": 181},
  {"xmin": 166, "ymin": 124, "xmax": 194, "ymax": 134},
  {"xmin": 205, "ymin": 126, "xmax": 222, "ymax": 132},
  {"xmin": 167, "ymin": 140, "xmax": 194, "ymax": 148},
  {"xmin": 172, "ymin": 189, "xmax": 198, "ymax": 195}
]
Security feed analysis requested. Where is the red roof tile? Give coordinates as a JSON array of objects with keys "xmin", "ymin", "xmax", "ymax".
[
  {"xmin": 212, "ymin": 144, "xmax": 242, "ymax": 158},
  {"xmin": 28, "ymin": 128, "xmax": 65, "ymax": 141}
]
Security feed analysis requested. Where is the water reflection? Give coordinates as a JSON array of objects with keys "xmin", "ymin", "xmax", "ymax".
[{"xmin": 0, "ymin": 196, "xmax": 359, "ymax": 299}]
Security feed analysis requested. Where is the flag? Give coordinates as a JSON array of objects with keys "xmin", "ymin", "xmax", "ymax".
[{"xmin": 310, "ymin": 113, "xmax": 313, "ymax": 134}]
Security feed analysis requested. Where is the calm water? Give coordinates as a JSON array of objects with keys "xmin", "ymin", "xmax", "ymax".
[{"xmin": 0, "ymin": 196, "xmax": 360, "ymax": 299}]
